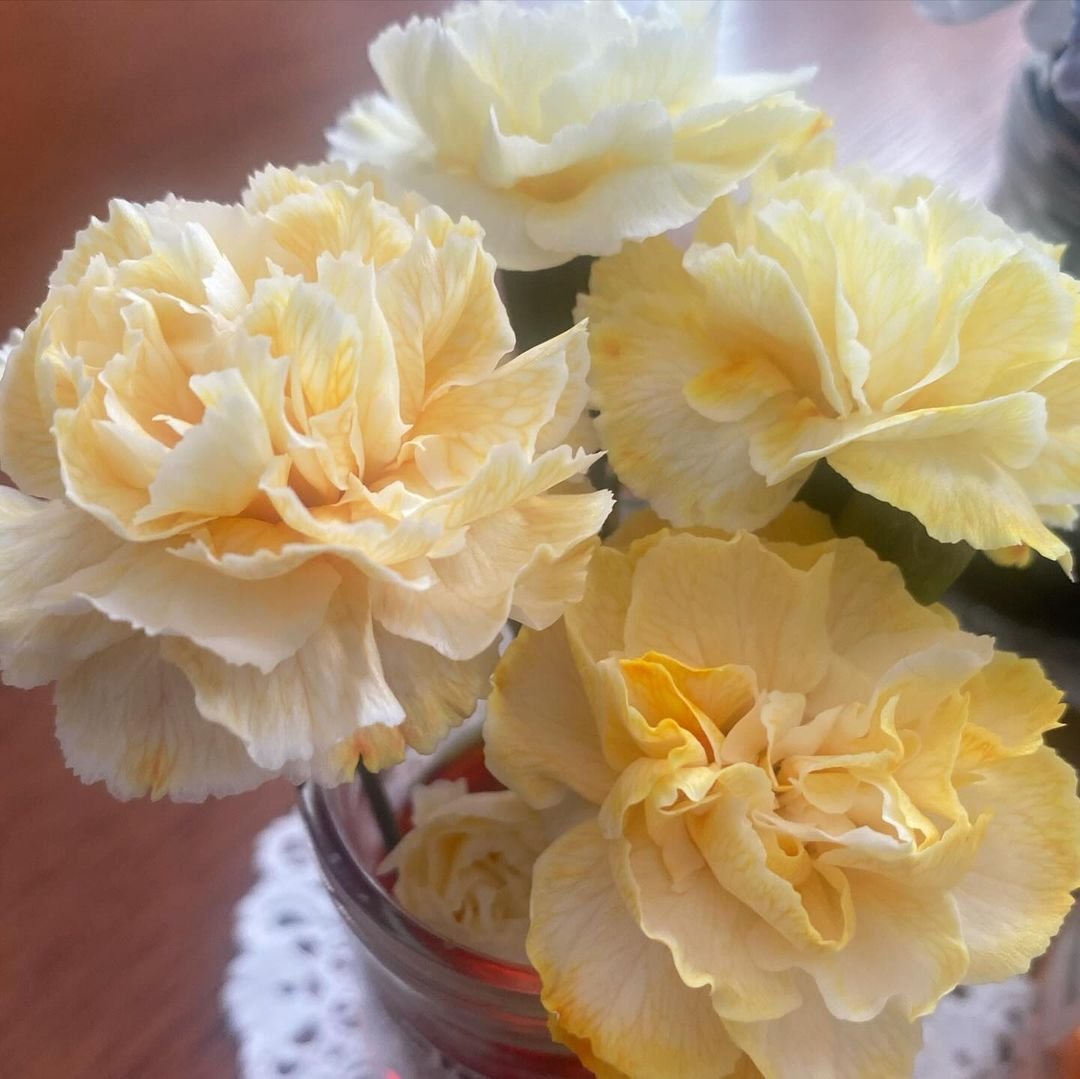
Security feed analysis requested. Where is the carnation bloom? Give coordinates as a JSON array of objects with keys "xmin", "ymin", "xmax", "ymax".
[
  {"xmin": 327, "ymin": 0, "xmax": 823, "ymax": 271},
  {"xmin": 0, "ymin": 163, "xmax": 609, "ymax": 800},
  {"xmin": 582, "ymin": 167, "xmax": 1080, "ymax": 566},
  {"xmin": 382, "ymin": 778, "xmax": 551, "ymax": 964},
  {"xmin": 485, "ymin": 523, "xmax": 1080, "ymax": 1079}
]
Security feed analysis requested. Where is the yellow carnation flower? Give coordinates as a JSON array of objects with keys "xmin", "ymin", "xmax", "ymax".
[
  {"xmin": 582, "ymin": 167, "xmax": 1080, "ymax": 566},
  {"xmin": 485, "ymin": 526, "xmax": 1080, "ymax": 1079},
  {"xmin": 0, "ymin": 163, "xmax": 610, "ymax": 800},
  {"xmin": 327, "ymin": 1, "xmax": 823, "ymax": 271},
  {"xmin": 382, "ymin": 778, "xmax": 551, "ymax": 964}
]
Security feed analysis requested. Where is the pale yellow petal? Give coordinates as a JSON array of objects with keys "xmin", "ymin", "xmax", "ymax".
[
  {"xmin": 828, "ymin": 424, "xmax": 1068, "ymax": 564},
  {"xmin": 622, "ymin": 532, "xmax": 833, "ymax": 693},
  {"xmin": 170, "ymin": 516, "xmax": 405, "ymax": 582},
  {"xmin": 383, "ymin": 785, "xmax": 545, "ymax": 963},
  {"xmin": 1014, "ymin": 360, "xmax": 1080, "ymax": 507},
  {"xmin": 376, "ymin": 209, "xmax": 513, "ymax": 423},
  {"xmin": 54, "ymin": 391, "xmax": 165, "ymax": 541},
  {"xmin": 391, "ymin": 630, "xmax": 499, "ymax": 752},
  {"xmin": 520, "ymin": 115, "xmax": 813, "ymax": 260},
  {"xmin": 368, "ymin": 13, "xmax": 495, "ymax": 168},
  {"xmin": 952, "ymin": 748, "xmax": 1080, "ymax": 982},
  {"xmin": 259, "ymin": 458, "xmax": 445, "ymax": 575},
  {"xmin": 752, "ymin": 392, "xmax": 1048, "ymax": 487},
  {"xmin": 40, "ymin": 543, "xmax": 341, "ymax": 673},
  {"xmin": 615, "ymin": 813, "xmax": 804, "ymax": 1024},
  {"xmin": 587, "ymin": 248, "xmax": 804, "ymax": 530},
  {"xmin": 242, "ymin": 161, "xmax": 391, "ymax": 214},
  {"xmin": 370, "ymin": 452, "xmax": 603, "ymax": 660},
  {"xmin": 0, "ymin": 489, "xmax": 126, "ymax": 687},
  {"xmin": 962, "ymin": 650, "xmax": 1064, "ymax": 758},
  {"xmin": 535, "ymin": 321, "xmax": 591, "ymax": 453},
  {"xmin": 725, "ymin": 985, "xmax": 923, "ymax": 1079},
  {"xmin": 257, "ymin": 176, "xmax": 413, "ymax": 278},
  {"xmin": 372, "ymin": 490, "xmax": 607, "ymax": 662},
  {"xmin": 579, "ymin": 235, "xmax": 687, "ymax": 323},
  {"xmin": 615, "ymin": 655, "xmax": 734, "ymax": 763},
  {"xmin": 164, "ymin": 577, "xmax": 404, "ymax": 772},
  {"xmin": 686, "ymin": 764, "xmax": 853, "ymax": 952},
  {"xmin": 547, "ymin": 1018, "xmax": 633, "ymax": 1079},
  {"xmin": 434, "ymin": 442, "xmax": 599, "ymax": 531},
  {"xmin": 917, "ymin": 247, "xmax": 1073, "ymax": 407},
  {"xmin": 813, "ymin": 537, "xmax": 980, "ymax": 706},
  {"xmin": 1016, "ymin": 426, "xmax": 1080, "ymax": 510},
  {"xmin": 682, "ymin": 241, "xmax": 842, "ymax": 414},
  {"xmin": 509, "ymin": 529, "xmax": 603, "ymax": 631},
  {"xmin": 0, "ymin": 321, "xmax": 64, "ymax": 497},
  {"xmin": 136, "ymin": 367, "xmax": 274, "ymax": 523},
  {"xmin": 407, "ymin": 326, "xmax": 577, "ymax": 488},
  {"xmin": 529, "ymin": 820, "xmax": 744, "ymax": 1079},
  {"xmin": 51, "ymin": 197, "xmax": 154, "ymax": 286},
  {"xmin": 805, "ymin": 186, "xmax": 939, "ymax": 411},
  {"xmin": 55, "ymin": 634, "xmax": 274, "ymax": 801},
  {"xmin": 562, "ymin": 544, "xmax": 636, "ymax": 665},
  {"xmin": 486, "ymin": 620, "xmax": 615, "ymax": 809},
  {"xmin": 319, "ymin": 253, "xmax": 409, "ymax": 473},
  {"xmin": 3, "ymin": 606, "xmax": 131, "ymax": 693},
  {"xmin": 778, "ymin": 871, "xmax": 968, "ymax": 1022},
  {"xmin": 112, "ymin": 212, "xmax": 245, "ymax": 312},
  {"xmin": 756, "ymin": 502, "xmax": 834, "ymax": 545}
]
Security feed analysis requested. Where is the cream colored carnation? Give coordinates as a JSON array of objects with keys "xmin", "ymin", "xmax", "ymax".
[
  {"xmin": 0, "ymin": 163, "xmax": 609, "ymax": 800},
  {"xmin": 485, "ymin": 525, "xmax": 1080, "ymax": 1079},
  {"xmin": 383, "ymin": 778, "xmax": 551, "ymax": 963},
  {"xmin": 582, "ymin": 167, "xmax": 1080, "ymax": 566},
  {"xmin": 327, "ymin": 0, "xmax": 823, "ymax": 271}
]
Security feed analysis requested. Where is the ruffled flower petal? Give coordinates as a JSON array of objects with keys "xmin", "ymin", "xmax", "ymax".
[
  {"xmin": 324, "ymin": 627, "xmax": 501, "ymax": 775},
  {"xmin": 622, "ymin": 531, "xmax": 833, "ymax": 692},
  {"xmin": 487, "ymin": 619, "xmax": 616, "ymax": 809},
  {"xmin": 952, "ymin": 748, "xmax": 1080, "ymax": 982},
  {"xmin": 328, "ymin": 1, "xmax": 822, "ymax": 269},
  {"xmin": 383, "ymin": 779, "xmax": 549, "ymax": 963},
  {"xmin": 585, "ymin": 166, "xmax": 1080, "ymax": 562},
  {"xmin": 55, "ymin": 634, "xmax": 274, "ymax": 801},
  {"xmin": 162, "ymin": 578, "xmax": 404, "ymax": 772},
  {"xmin": 529, "ymin": 819, "xmax": 745, "ymax": 1079},
  {"xmin": 0, "ymin": 489, "xmax": 126, "ymax": 688},
  {"xmin": 0, "ymin": 323, "xmax": 63, "ymax": 497},
  {"xmin": 489, "ymin": 526, "xmax": 1080, "ymax": 1078},
  {"xmin": 1, "ymin": 164, "xmax": 604, "ymax": 796},
  {"xmin": 724, "ymin": 984, "xmax": 923, "ymax": 1079}
]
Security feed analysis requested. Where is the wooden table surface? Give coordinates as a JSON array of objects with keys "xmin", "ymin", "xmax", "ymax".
[{"xmin": 0, "ymin": 2, "xmax": 1029, "ymax": 1077}]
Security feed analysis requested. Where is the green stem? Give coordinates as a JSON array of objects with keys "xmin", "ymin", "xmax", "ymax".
[
  {"xmin": 835, "ymin": 490, "xmax": 975, "ymax": 604},
  {"xmin": 358, "ymin": 762, "xmax": 400, "ymax": 852},
  {"xmin": 798, "ymin": 462, "xmax": 974, "ymax": 604},
  {"xmin": 796, "ymin": 460, "xmax": 855, "ymax": 520}
]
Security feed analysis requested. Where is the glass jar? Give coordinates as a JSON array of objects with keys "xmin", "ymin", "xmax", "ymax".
[
  {"xmin": 297, "ymin": 730, "xmax": 589, "ymax": 1079},
  {"xmin": 297, "ymin": 734, "xmax": 1080, "ymax": 1079}
]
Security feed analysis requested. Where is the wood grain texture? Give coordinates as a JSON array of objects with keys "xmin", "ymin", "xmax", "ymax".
[{"xmin": 0, "ymin": 1, "xmax": 1030, "ymax": 1077}]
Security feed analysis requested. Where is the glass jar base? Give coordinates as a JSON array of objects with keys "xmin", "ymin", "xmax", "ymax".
[{"xmin": 299, "ymin": 721, "xmax": 589, "ymax": 1079}]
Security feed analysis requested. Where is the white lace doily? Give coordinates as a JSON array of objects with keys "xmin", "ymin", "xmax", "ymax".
[{"xmin": 223, "ymin": 811, "xmax": 1037, "ymax": 1079}]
